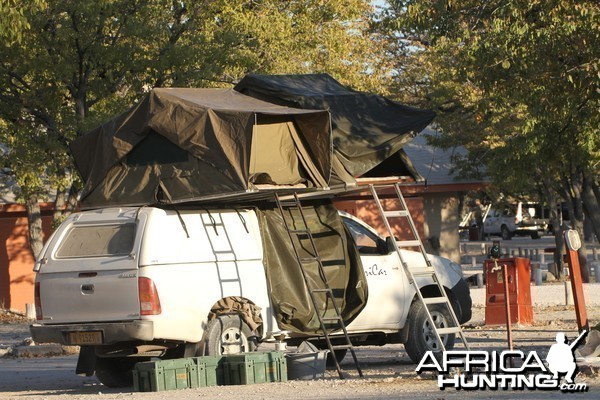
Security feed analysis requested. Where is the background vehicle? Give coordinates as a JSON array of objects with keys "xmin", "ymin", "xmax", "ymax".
[
  {"xmin": 31, "ymin": 207, "xmax": 471, "ymax": 387},
  {"xmin": 483, "ymin": 202, "xmax": 548, "ymax": 239}
]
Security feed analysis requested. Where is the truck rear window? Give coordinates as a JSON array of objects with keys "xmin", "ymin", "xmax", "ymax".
[{"xmin": 56, "ymin": 224, "xmax": 136, "ymax": 258}]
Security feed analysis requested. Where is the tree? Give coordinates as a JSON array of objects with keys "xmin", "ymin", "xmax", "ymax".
[
  {"xmin": 0, "ymin": 0, "xmax": 384, "ymax": 257},
  {"xmin": 0, "ymin": 0, "xmax": 45, "ymax": 44},
  {"xmin": 378, "ymin": 0, "xmax": 599, "ymax": 276}
]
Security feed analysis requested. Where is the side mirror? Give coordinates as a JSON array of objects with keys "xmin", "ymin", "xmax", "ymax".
[
  {"xmin": 385, "ymin": 236, "xmax": 397, "ymax": 254},
  {"xmin": 376, "ymin": 238, "xmax": 388, "ymax": 255}
]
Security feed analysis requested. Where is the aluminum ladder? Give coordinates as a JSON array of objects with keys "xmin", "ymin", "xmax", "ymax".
[
  {"xmin": 369, "ymin": 183, "xmax": 470, "ymax": 354},
  {"xmin": 200, "ymin": 210, "xmax": 244, "ymax": 298},
  {"xmin": 275, "ymin": 193, "xmax": 363, "ymax": 379}
]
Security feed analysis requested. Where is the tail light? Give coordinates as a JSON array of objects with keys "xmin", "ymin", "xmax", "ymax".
[
  {"xmin": 34, "ymin": 282, "xmax": 42, "ymax": 320},
  {"xmin": 138, "ymin": 277, "xmax": 161, "ymax": 316}
]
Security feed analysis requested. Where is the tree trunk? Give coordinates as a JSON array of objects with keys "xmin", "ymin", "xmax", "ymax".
[
  {"xmin": 582, "ymin": 171, "xmax": 600, "ymax": 243},
  {"xmin": 561, "ymin": 172, "xmax": 589, "ymax": 282},
  {"xmin": 25, "ymin": 196, "xmax": 44, "ymax": 261},
  {"xmin": 592, "ymin": 175, "xmax": 600, "ymax": 204},
  {"xmin": 52, "ymin": 189, "xmax": 67, "ymax": 229},
  {"xmin": 51, "ymin": 181, "xmax": 79, "ymax": 230},
  {"xmin": 541, "ymin": 176, "xmax": 564, "ymax": 278},
  {"xmin": 66, "ymin": 183, "xmax": 79, "ymax": 213}
]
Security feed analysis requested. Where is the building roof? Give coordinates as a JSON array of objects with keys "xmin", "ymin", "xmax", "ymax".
[{"xmin": 402, "ymin": 127, "xmax": 487, "ymax": 187}]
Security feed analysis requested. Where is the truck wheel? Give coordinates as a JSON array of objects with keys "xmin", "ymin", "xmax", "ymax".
[
  {"xmin": 204, "ymin": 314, "xmax": 256, "ymax": 355},
  {"xmin": 95, "ymin": 357, "xmax": 138, "ymax": 388},
  {"xmin": 404, "ymin": 301, "xmax": 455, "ymax": 364},
  {"xmin": 501, "ymin": 225, "xmax": 512, "ymax": 240},
  {"xmin": 531, "ymin": 231, "xmax": 540, "ymax": 239}
]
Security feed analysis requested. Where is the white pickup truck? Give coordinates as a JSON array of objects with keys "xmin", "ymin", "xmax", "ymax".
[
  {"xmin": 30, "ymin": 206, "xmax": 471, "ymax": 387},
  {"xmin": 484, "ymin": 202, "xmax": 548, "ymax": 240}
]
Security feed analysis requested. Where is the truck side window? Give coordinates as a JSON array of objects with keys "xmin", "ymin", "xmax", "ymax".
[{"xmin": 342, "ymin": 218, "xmax": 380, "ymax": 254}]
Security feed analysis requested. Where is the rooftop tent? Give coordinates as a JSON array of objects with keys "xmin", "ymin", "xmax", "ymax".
[
  {"xmin": 70, "ymin": 88, "xmax": 333, "ymax": 208},
  {"xmin": 234, "ymin": 74, "xmax": 436, "ymax": 180}
]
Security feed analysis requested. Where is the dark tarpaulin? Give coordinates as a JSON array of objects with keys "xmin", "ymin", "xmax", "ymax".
[
  {"xmin": 256, "ymin": 201, "xmax": 368, "ymax": 334},
  {"xmin": 70, "ymin": 88, "xmax": 333, "ymax": 208},
  {"xmin": 234, "ymin": 73, "xmax": 436, "ymax": 178}
]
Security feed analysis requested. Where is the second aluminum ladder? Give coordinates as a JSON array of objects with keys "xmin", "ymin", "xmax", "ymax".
[{"xmin": 369, "ymin": 183, "xmax": 470, "ymax": 355}]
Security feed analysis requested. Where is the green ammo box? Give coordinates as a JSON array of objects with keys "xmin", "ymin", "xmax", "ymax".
[
  {"xmin": 193, "ymin": 355, "xmax": 226, "ymax": 386},
  {"xmin": 133, "ymin": 358, "xmax": 199, "ymax": 392},
  {"xmin": 222, "ymin": 351, "xmax": 287, "ymax": 385}
]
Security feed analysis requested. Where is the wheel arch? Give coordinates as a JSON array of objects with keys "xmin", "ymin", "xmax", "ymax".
[
  {"xmin": 399, "ymin": 284, "xmax": 459, "ymax": 344},
  {"xmin": 418, "ymin": 285, "xmax": 461, "ymax": 319}
]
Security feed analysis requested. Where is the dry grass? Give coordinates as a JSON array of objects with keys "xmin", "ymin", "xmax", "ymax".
[{"xmin": 0, "ymin": 309, "xmax": 28, "ymax": 324}]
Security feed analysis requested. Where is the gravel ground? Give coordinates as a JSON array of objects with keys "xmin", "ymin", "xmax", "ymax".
[
  {"xmin": 0, "ymin": 310, "xmax": 30, "ymax": 354},
  {"xmin": 1, "ymin": 305, "xmax": 600, "ymax": 399}
]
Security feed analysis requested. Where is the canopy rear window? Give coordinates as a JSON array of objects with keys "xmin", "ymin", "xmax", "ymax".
[{"xmin": 56, "ymin": 224, "xmax": 136, "ymax": 258}]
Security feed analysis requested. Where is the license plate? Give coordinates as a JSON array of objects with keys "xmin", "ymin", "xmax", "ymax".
[{"xmin": 68, "ymin": 331, "xmax": 103, "ymax": 345}]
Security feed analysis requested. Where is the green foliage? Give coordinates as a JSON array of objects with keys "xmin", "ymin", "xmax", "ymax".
[
  {"xmin": 0, "ymin": 0, "xmax": 384, "ymax": 206},
  {"xmin": 379, "ymin": 0, "xmax": 599, "ymax": 198},
  {"xmin": 0, "ymin": 0, "xmax": 45, "ymax": 44}
]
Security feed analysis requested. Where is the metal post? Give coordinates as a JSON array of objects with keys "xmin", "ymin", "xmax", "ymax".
[
  {"xmin": 564, "ymin": 281, "xmax": 573, "ymax": 306},
  {"xmin": 500, "ymin": 260, "xmax": 514, "ymax": 367},
  {"xmin": 476, "ymin": 273, "xmax": 484, "ymax": 289},
  {"xmin": 564, "ymin": 230, "xmax": 589, "ymax": 332},
  {"xmin": 533, "ymin": 264, "xmax": 543, "ymax": 286}
]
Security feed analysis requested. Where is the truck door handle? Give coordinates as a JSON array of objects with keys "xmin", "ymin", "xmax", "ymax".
[{"xmin": 81, "ymin": 284, "xmax": 94, "ymax": 294}]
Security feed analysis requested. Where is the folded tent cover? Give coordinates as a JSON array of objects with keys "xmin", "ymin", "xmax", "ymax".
[
  {"xmin": 234, "ymin": 73, "xmax": 436, "ymax": 180},
  {"xmin": 70, "ymin": 88, "xmax": 333, "ymax": 208},
  {"xmin": 256, "ymin": 200, "xmax": 368, "ymax": 334}
]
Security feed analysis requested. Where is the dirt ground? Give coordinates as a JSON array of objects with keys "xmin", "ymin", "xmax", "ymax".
[{"xmin": 1, "ymin": 305, "xmax": 600, "ymax": 399}]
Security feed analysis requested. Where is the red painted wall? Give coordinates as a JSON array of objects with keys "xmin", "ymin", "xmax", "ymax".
[
  {"xmin": 334, "ymin": 197, "xmax": 425, "ymax": 240},
  {"xmin": 0, "ymin": 205, "xmax": 53, "ymax": 312}
]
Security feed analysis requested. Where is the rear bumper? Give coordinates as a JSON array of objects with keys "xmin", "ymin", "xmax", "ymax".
[
  {"xmin": 30, "ymin": 320, "xmax": 154, "ymax": 345},
  {"xmin": 516, "ymin": 225, "xmax": 546, "ymax": 232}
]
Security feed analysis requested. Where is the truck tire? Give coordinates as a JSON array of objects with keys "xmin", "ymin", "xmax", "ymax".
[
  {"xmin": 404, "ymin": 301, "xmax": 455, "ymax": 364},
  {"xmin": 95, "ymin": 357, "xmax": 139, "ymax": 388},
  {"xmin": 501, "ymin": 225, "xmax": 512, "ymax": 240},
  {"xmin": 531, "ymin": 231, "xmax": 540, "ymax": 239},
  {"xmin": 204, "ymin": 314, "xmax": 257, "ymax": 355}
]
